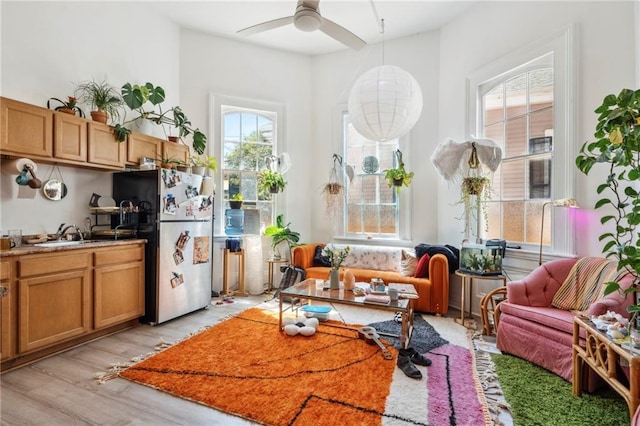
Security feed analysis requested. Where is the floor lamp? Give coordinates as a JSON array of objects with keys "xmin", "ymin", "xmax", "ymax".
[{"xmin": 539, "ymin": 198, "xmax": 579, "ymax": 265}]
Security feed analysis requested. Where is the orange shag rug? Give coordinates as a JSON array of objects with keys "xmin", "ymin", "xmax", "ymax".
[{"xmin": 118, "ymin": 308, "xmax": 396, "ymax": 425}]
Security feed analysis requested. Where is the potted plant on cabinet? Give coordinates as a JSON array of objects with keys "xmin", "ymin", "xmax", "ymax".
[
  {"xmin": 113, "ymin": 82, "xmax": 207, "ymax": 155},
  {"xmin": 576, "ymin": 88, "xmax": 640, "ymax": 327},
  {"xmin": 382, "ymin": 149, "xmax": 414, "ymax": 190},
  {"xmin": 47, "ymin": 96, "xmax": 85, "ymax": 117},
  {"xmin": 264, "ymin": 214, "xmax": 300, "ymax": 260},
  {"xmin": 74, "ymin": 79, "xmax": 124, "ymax": 124},
  {"xmin": 229, "ymin": 193, "xmax": 243, "ymax": 209},
  {"xmin": 258, "ymin": 169, "xmax": 287, "ymax": 194},
  {"xmin": 190, "ymin": 154, "xmax": 218, "ymax": 176}
]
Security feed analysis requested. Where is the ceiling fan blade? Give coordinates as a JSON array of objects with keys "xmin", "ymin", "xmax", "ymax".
[
  {"xmin": 237, "ymin": 16, "xmax": 294, "ymax": 37},
  {"xmin": 319, "ymin": 17, "xmax": 366, "ymax": 50}
]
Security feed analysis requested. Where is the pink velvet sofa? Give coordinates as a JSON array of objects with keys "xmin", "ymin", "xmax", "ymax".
[{"xmin": 496, "ymin": 258, "xmax": 634, "ymax": 390}]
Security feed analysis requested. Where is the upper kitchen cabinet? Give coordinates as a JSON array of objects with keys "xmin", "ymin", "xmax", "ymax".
[
  {"xmin": 127, "ymin": 132, "xmax": 161, "ymax": 166},
  {"xmin": 163, "ymin": 140, "xmax": 189, "ymax": 165},
  {"xmin": 0, "ymin": 97, "xmax": 53, "ymax": 158},
  {"xmin": 87, "ymin": 121, "xmax": 126, "ymax": 169},
  {"xmin": 53, "ymin": 111, "xmax": 87, "ymax": 163}
]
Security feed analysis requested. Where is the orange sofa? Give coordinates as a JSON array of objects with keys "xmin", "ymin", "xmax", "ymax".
[{"xmin": 292, "ymin": 243, "xmax": 449, "ymax": 314}]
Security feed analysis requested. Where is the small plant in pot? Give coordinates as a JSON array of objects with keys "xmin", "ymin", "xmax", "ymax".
[
  {"xmin": 190, "ymin": 154, "xmax": 218, "ymax": 176},
  {"xmin": 382, "ymin": 149, "xmax": 414, "ymax": 191},
  {"xmin": 47, "ymin": 96, "xmax": 85, "ymax": 117},
  {"xmin": 258, "ymin": 169, "xmax": 286, "ymax": 194},
  {"xmin": 74, "ymin": 79, "xmax": 123, "ymax": 124},
  {"xmin": 229, "ymin": 193, "xmax": 243, "ymax": 209}
]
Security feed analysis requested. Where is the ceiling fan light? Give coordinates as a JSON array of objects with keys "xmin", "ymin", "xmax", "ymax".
[
  {"xmin": 294, "ymin": 10, "xmax": 322, "ymax": 32},
  {"xmin": 348, "ymin": 65, "xmax": 423, "ymax": 142}
]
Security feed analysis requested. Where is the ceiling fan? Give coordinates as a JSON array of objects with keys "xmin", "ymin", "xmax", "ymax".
[{"xmin": 237, "ymin": 0, "xmax": 366, "ymax": 51}]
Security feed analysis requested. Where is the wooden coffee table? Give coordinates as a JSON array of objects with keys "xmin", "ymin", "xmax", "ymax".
[
  {"xmin": 573, "ymin": 316, "xmax": 640, "ymax": 421},
  {"xmin": 279, "ymin": 279, "xmax": 417, "ymax": 349}
]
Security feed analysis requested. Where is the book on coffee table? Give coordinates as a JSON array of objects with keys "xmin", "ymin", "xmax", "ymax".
[{"xmin": 364, "ymin": 294, "xmax": 390, "ymax": 305}]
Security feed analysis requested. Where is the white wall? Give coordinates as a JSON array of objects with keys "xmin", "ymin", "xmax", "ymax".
[
  {"xmin": 0, "ymin": 2, "xmax": 180, "ymax": 234},
  {"xmin": 177, "ymin": 29, "xmax": 312, "ymax": 291},
  {"xmin": 437, "ymin": 1, "xmax": 637, "ymax": 312},
  {"xmin": 309, "ymin": 31, "xmax": 441, "ymax": 245}
]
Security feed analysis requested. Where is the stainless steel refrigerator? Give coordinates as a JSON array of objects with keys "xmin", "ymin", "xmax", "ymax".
[{"xmin": 113, "ymin": 169, "xmax": 214, "ymax": 324}]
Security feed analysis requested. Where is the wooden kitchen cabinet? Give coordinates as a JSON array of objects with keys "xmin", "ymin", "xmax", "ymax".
[
  {"xmin": 53, "ymin": 111, "xmax": 87, "ymax": 163},
  {"xmin": 93, "ymin": 246, "xmax": 144, "ymax": 329},
  {"xmin": 88, "ymin": 121, "xmax": 126, "ymax": 169},
  {"xmin": 0, "ymin": 260, "xmax": 15, "ymax": 361},
  {"xmin": 17, "ymin": 251, "xmax": 92, "ymax": 353},
  {"xmin": 0, "ymin": 97, "xmax": 53, "ymax": 158},
  {"xmin": 127, "ymin": 132, "xmax": 161, "ymax": 166},
  {"xmin": 163, "ymin": 140, "xmax": 189, "ymax": 165}
]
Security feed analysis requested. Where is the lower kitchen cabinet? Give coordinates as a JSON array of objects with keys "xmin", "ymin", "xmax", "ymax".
[
  {"xmin": 1, "ymin": 241, "xmax": 145, "ymax": 371},
  {"xmin": 1, "ymin": 260, "xmax": 15, "ymax": 361},
  {"xmin": 94, "ymin": 246, "xmax": 145, "ymax": 329}
]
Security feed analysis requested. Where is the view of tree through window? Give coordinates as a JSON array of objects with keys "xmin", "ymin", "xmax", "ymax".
[
  {"xmin": 344, "ymin": 115, "xmax": 399, "ymax": 237},
  {"xmin": 481, "ymin": 61, "xmax": 554, "ymax": 246},
  {"xmin": 222, "ymin": 106, "xmax": 277, "ymax": 229}
]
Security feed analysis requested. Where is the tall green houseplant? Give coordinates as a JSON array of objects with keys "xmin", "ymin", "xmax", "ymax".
[
  {"xmin": 114, "ymin": 82, "xmax": 207, "ymax": 155},
  {"xmin": 576, "ymin": 88, "xmax": 640, "ymax": 320}
]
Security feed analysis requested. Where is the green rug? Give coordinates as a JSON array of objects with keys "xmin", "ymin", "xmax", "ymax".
[{"xmin": 492, "ymin": 354, "xmax": 629, "ymax": 425}]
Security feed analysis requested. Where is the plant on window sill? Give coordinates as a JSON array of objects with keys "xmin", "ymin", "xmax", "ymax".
[
  {"xmin": 113, "ymin": 82, "xmax": 207, "ymax": 155},
  {"xmin": 576, "ymin": 88, "xmax": 640, "ymax": 325}
]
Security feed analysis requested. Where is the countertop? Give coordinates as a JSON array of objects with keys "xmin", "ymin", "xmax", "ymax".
[{"xmin": 0, "ymin": 238, "xmax": 147, "ymax": 257}]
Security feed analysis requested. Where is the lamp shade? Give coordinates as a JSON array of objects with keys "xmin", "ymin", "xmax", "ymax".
[{"xmin": 347, "ymin": 65, "xmax": 423, "ymax": 142}]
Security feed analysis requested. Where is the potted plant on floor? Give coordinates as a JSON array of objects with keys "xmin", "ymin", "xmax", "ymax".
[
  {"xmin": 383, "ymin": 150, "xmax": 414, "ymax": 190},
  {"xmin": 74, "ymin": 79, "xmax": 124, "ymax": 124},
  {"xmin": 264, "ymin": 214, "xmax": 300, "ymax": 260},
  {"xmin": 113, "ymin": 82, "xmax": 207, "ymax": 155},
  {"xmin": 258, "ymin": 169, "xmax": 286, "ymax": 194},
  {"xmin": 47, "ymin": 96, "xmax": 85, "ymax": 117},
  {"xmin": 576, "ymin": 88, "xmax": 640, "ymax": 327}
]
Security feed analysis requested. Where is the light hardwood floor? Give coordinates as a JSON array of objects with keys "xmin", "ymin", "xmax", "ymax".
[{"xmin": 1, "ymin": 295, "xmax": 269, "ymax": 426}]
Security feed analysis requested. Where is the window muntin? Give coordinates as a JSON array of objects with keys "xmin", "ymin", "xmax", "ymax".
[{"xmin": 343, "ymin": 115, "xmax": 400, "ymax": 237}]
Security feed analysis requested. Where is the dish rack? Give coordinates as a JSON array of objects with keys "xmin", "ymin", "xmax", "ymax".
[{"xmin": 89, "ymin": 200, "xmax": 153, "ymax": 240}]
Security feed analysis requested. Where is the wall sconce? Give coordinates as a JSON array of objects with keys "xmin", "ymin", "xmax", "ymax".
[{"xmin": 539, "ymin": 198, "xmax": 579, "ymax": 265}]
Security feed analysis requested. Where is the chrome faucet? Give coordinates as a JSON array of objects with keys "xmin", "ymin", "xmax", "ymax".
[{"xmin": 56, "ymin": 224, "xmax": 84, "ymax": 242}]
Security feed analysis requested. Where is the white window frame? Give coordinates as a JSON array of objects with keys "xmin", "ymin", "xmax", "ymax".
[
  {"xmin": 466, "ymin": 26, "xmax": 576, "ymax": 261},
  {"xmin": 210, "ymin": 94, "xmax": 285, "ymax": 236}
]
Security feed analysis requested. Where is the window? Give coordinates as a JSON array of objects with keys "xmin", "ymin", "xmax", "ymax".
[
  {"xmin": 212, "ymin": 95, "xmax": 284, "ymax": 234},
  {"xmin": 482, "ymin": 63, "xmax": 554, "ymax": 244},
  {"xmin": 467, "ymin": 28, "xmax": 575, "ymax": 258},
  {"xmin": 342, "ymin": 114, "xmax": 400, "ymax": 238}
]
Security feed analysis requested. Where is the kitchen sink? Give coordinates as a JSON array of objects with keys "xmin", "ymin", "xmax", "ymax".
[{"xmin": 34, "ymin": 240, "xmax": 86, "ymax": 247}]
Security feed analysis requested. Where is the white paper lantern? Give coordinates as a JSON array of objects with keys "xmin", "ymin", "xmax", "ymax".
[{"xmin": 347, "ymin": 65, "xmax": 423, "ymax": 142}]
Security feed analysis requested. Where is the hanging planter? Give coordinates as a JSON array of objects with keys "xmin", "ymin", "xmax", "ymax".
[
  {"xmin": 383, "ymin": 149, "xmax": 414, "ymax": 191},
  {"xmin": 258, "ymin": 169, "xmax": 286, "ymax": 195}
]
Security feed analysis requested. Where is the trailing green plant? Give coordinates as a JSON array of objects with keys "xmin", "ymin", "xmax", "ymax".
[
  {"xmin": 382, "ymin": 150, "xmax": 414, "ymax": 190},
  {"xmin": 47, "ymin": 96, "xmax": 84, "ymax": 117},
  {"xmin": 113, "ymin": 82, "xmax": 207, "ymax": 155},
  {"xmin": 264, "ymin": 214, "xmax": 300, "ymax": 259},
  {"xmin": 576, "ymin": 88, "xmax": 640, "ymax": 323},
  {"xmin": 258, "ymin": 169, "xmax": 287, "ymax": 194},
  {"xmin": 74, "ymin": 79, "xmax": 123, "ymax": 123}
]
